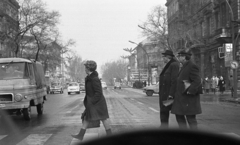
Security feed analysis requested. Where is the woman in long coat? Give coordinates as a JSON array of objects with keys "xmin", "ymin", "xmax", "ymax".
[
  {"xmin": 71, "ymin": 60, "xmax": 112, "ymax": 141},
  {"xmin": 171, "ymin": 50, "xmax": 202, "ymax": 129}
]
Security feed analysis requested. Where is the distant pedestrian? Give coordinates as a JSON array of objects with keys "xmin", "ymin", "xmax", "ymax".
[
  {"xmin": 143, "ymin": 81, "xmax": 147, "ymax": 87},
  {"xmin": 218, "ymin": 76, "xmax": 225, "ymax": 94},
  {"xmin": 159, "ymin": 50, "xmax": 180, "ymax": 128},
  {"xmin": 204, "ymin": 77, "xmax": 210, "ymax": 94},
  {"xmin": 211, "ymin": 76, "xmax": 217, "ymax": 94},
  {"xmin": 171, "ymin": 50, "xmax": 202, "ymax": 130},
  {"xmin": 229, "ymin": 75, "xmax": 234, "ymax": 97},
  {"xmin": 71, "ymin": 60, "xmax": 112, "ymax": 141}
]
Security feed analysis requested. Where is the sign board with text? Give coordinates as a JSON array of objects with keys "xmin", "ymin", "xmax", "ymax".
[
  {"xmin": 224, "ymin": 43, "xmax": 233, "ymax": 67},
  {"xmin": 130, "ymin": 69, "xmax": 148, "ymax": 81}
]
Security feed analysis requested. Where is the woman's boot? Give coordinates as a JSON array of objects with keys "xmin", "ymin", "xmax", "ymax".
[
  {"xmin": 106, "ymin": 129, "xmax": 112, "ymax": 136},
  {"xmin": 71, "ymin": 128, "xmax": 86, "ymax": 141}
]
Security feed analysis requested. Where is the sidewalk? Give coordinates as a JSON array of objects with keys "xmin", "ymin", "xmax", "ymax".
[
  {"xmin": 124, "ymin": 87, "xmax": 240, "ymax": 104},
  {"xmin": 201, "ymin": 90, "xmax": 240, "ymax": 104}
]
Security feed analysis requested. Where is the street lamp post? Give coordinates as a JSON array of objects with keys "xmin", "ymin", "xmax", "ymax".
[
  {"xmin": 226, "ymin": 0, "xmax": 238, "ymax": 98},
  {"xmin": 129, "ymin": 40, "xmax": 150, "ymax": 86},
  {"xmin": 127, "ymin": 66, "xmax": 131, "ymax": 82}
]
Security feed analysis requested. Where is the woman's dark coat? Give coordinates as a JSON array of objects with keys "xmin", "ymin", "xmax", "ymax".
[
  {"xmin": 84, "ymin": 71, "xmax": 109, "ymax": 121},
  {"xmin": 171, "ymin": 60, "xmax": 202, "ymax": 115},
  {"xmin": 159, "ymin": 58, "xmax": 179, "ymax": 110},
  {"xmin": 218, "ymin": 79, "xmax": 225, "ymax": 92}
]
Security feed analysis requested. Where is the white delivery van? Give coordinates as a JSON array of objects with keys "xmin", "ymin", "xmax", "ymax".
[{"xmin": 0, "ymin": 58, "xmax": 47, "ymax": 120}]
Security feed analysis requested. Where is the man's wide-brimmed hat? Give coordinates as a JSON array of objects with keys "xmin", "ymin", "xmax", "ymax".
[
  {"xmin": 162, "ymin": 50, "xmax": 174, "ymax": 57},
  {"xmin": 177, "ymin": 50, "xmax": 192, "ymax": 56}
]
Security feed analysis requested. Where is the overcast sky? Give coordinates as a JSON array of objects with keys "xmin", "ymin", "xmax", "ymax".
[{"xmin": 42, "ymin": 0, "xmax": 166, "ymax": 71}]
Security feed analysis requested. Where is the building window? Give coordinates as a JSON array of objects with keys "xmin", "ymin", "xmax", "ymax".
[
  {"xmin": 215, "ymin": 12, "xmax": 220, "ymax": 29},
  {"xmin": 221, "ymin": 3, "xmax": 226, "ymax": 27},
  {"xmin": 206, "ymin": 17, "xmax": 211, "ymax": 36}
]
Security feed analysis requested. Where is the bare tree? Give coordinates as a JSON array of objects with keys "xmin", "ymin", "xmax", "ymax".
[
  {"xmin": 66, "ymin": 53, "xmax": 85, "ymax": 82},
  {"xmin": 101, "ymin": 59, "xmax": 128, "ymax": 85},
  {"xmin": 139, "ymin": 4, "xmax": 205, "ymax": 53}
]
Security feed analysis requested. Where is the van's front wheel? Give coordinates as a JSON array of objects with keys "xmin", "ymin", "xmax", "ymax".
[
  {"xmin": 23, "ymin": 107, "xmax": 31, "ymax": 120},
  {"xmin": 37, "ymin": 102, "xmax": 43, "ymax": 115}
]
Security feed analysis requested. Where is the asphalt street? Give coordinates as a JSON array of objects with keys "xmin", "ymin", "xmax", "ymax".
[{"xmin": 0, "ymin": 87, "xmax": 239, "ymax": 145}]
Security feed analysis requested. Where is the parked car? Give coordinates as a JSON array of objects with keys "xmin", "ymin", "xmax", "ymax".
[
  {"xmin": 50, "ymin": 83, "xmax": 64, "ymax": 94},
  {"xmin": 143, "ymin": 82, "xmax": 159, "ymax": 96},
  {"xmin": 114, "ymin": 82, "xmax": 121, "ymax": 89},
  {"xmin": 79, "ymin": 83, "xmax": 85, "ymax": 92},
  {"xmin": 67, "ymin": 82, "xmax": 80, "ymax": 95},
  {"xmin": 101, "ymin": 81, "xmax": 107, "ymax": 90}
]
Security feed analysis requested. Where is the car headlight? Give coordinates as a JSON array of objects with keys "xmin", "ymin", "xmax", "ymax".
[{"xmin": 15, "ymin": 93, "xmax": 23, "ymax": 102}]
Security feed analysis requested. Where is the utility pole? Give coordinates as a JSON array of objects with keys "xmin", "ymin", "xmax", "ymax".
[{"xmin": 226, "ymin": 0, "xmax": 238, "ymax": 98}]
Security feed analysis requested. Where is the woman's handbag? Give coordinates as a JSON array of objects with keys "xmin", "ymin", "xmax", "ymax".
[{"xmin": 81, "ymin": 110, "xmax": 100, "ymax": 128}]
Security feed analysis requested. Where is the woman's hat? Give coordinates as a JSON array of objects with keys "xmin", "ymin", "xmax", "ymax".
[
  {"xmin": 162, "ymin": 50, "xmax": 174, "ymax": 57},
  {"xmin": 177, "ymin": 50, "xmax": 192, "ymax": 56}
]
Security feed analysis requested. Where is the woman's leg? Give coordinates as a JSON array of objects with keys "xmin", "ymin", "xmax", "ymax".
[
  {"xmin": 101, "ymin": 119, "xmax": 112, "ymax": 135},
  {"xmin": 71, "ymin": 118, "xmax": 89, "ymax": 140}
]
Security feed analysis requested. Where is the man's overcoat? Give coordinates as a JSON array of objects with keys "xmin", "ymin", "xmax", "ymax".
[
  {"xmin": 159, "ymin": 58, "xmax": 179, "ymax": 110},
  {"xmin": 84, "ymin": 71, "xmax": 109, "ymax": 121},
  {"xmin": 171, "ymin": 60, "xmax": 202, "ymax": 115}
]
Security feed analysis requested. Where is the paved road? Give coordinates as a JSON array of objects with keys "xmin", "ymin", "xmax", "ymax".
[{"xmin": 0, "ymin": 87, "xmax": 239, "ymax": 145}]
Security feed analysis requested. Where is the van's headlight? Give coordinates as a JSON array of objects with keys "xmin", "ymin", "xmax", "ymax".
[{"xmin": 15, "ymin": 94, "xmax": 23, "ymax": 102}]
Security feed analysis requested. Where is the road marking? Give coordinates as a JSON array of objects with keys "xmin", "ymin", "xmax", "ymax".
[
  {"xmin": 149, "ymin": 107, "xmax": 159, "ymax": 113},
  {"xmin": 137, "ymin": 102, "xmax": 144, "ymax": 105},
  {"xmin": 17, "ymin": 134, "xmax": 52, "ymax": 145},
  {"xmin": 0, "ymin": 135, "xmax": 7, "ymax": 140}
]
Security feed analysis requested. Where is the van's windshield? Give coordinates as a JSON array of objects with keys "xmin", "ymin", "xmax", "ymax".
[{"xmin": 0, "ymin": 62, "xmax": 27, "ymax": 80}]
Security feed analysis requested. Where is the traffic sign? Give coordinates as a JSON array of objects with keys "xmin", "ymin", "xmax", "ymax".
[{"xmin": 230, "ymin": 61, "xmax": 239, "ymax": 69}]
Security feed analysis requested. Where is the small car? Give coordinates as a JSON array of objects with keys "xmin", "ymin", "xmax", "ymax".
[
  {"xmin": 50, "ymin": 83, "xmax": 64, "ymax": 94},
  {"xmin": 67, "ymin": 82, "xmax": 80, "ymax": 95},
  {"xmin": 101, "ymin": 81, "xmax": 107, "ymax": 90},
  {"xmin": 114, "ymin": 82, "xmax": 121, "ymax": 89},
  {"xmin": 79, "ymin": 83, "xmax": 85, "ymax": 92},
  {"xmin": 143, "ymin": 82, "xmax": 159, "ymax": 96}
]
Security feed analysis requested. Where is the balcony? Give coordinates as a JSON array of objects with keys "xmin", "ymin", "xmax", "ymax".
[{"xmin": 215, "ymin": 28, "xmax": 232, "ymax": 43}]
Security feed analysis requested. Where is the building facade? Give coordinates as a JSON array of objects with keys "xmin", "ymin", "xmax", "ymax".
[
  {"xmin": 134, "ymin": 36, "xmax": 165, "ymax": 84},
  {"xmin": 166, "ymin": 0, "xmax": 240, "ymax": 88},
  {"xmin": 0, "ymin": 0, "xmax": 20, "ymax": 57}
]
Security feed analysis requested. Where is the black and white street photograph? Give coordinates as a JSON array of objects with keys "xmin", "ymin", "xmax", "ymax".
[{"xmin": 0, "ymin": 0, "xmax": 240, "ymax": 145}]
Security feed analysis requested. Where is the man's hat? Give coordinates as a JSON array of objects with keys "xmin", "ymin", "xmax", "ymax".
[
  {"xmin": 177, "ymin": 50, "xmax": 192, "ymax": 56},
  {"xmin": 162, "ymin": 50, "xmax": 174, "ymax": 57}
]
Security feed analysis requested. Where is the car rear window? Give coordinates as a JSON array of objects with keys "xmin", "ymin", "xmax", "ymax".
[{"xmin": 69, "ymin": 83, "xmax": 78, "ymax": 86}]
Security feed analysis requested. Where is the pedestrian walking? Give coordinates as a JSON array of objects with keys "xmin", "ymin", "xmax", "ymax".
[
  {"xmin": 71, "ymin": 60, "xmax": 112, "ymax": 141},
  {"xmin": 171, "ymin": 50, "xmax": 202, "ymax": 130},
  {"xmin": 218, "ymin": 76, "xmax": 225, "ymax": 94},
  {"xmin": 159, "ymin": 50, "xmax": 180, "ymax": 128},
  {"xmin": 203, "ymin": 77, "xmax": 210, "ymax": 94},
  {"xmin": 211, "ymin": 76, "xmax": 217, "ymax": 94},
  {"xmin": 229, "ymin": 75, "xmax": 234, "ymax": 97}
]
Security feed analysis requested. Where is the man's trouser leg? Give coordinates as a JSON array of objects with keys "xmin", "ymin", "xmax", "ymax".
[
  {"xmin": 160, "ymin": 109, "xmax": 170, "ymax": 128},
  {"xmin": 186, "ymin": 115, "xmax": 198, "ymax": 130},
  {"xmin": 175, "ymin": 114, "xmax": 187, "ymax": 129}
]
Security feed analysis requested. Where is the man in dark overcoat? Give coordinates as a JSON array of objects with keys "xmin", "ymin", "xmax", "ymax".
[
  {"xmin": 159, "ymin": 50, "xmax": 179, "ymax": 128},
  {"xmin": 171, "ymin": 50, "xmax": 202, "ymax": 129}
]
